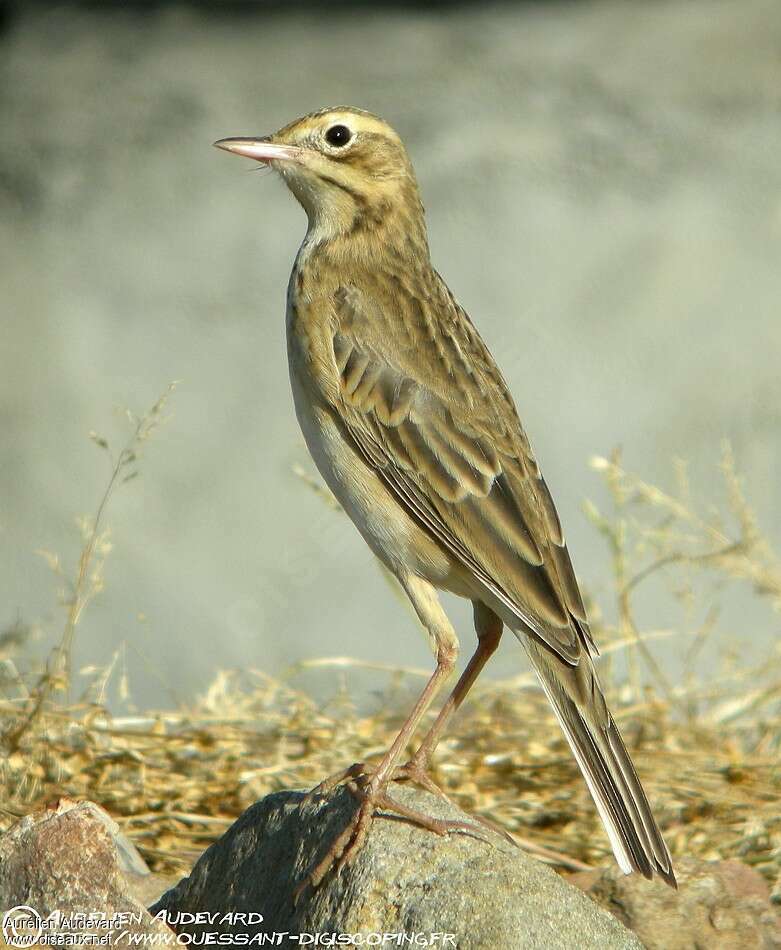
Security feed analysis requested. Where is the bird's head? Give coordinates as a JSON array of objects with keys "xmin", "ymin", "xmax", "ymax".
[{"xmin": 215, "ymin": 107, "xmax": 427, "ymax": 250}]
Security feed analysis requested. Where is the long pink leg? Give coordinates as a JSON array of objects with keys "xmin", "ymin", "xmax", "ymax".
[
  {"xmin": 401, "ymin": 601, "xmax": 502, "ymax": 784},
  {"xmin": 298, "ymin": 580, "xmax": 497, "ymax": 895}
]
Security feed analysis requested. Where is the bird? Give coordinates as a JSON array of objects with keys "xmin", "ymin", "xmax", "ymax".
[{"xmin": 214, "ymin": 107, "xmax": 676, "ymax": 891}]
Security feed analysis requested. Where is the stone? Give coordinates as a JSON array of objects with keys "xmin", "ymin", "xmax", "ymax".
[
  {"xmin": 0, "ymin": 798, "xmax": 173, "ymax": 942},
  {"xmin": 570, "ymin": 857, "xmax": 781, "ymax": 949},
  {"xmin": 152, "ymin": 784, "xmax": 641, "ymax": 949}
]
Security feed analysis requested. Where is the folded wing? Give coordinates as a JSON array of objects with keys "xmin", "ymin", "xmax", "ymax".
[{"xmin": 329, "ymin": 281, "xmax": 595, "ymax": 664}]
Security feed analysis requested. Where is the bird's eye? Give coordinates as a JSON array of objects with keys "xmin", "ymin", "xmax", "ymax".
[{"xmin": 324, "ymin": 125, "xmax": 352, "ymax": 148}]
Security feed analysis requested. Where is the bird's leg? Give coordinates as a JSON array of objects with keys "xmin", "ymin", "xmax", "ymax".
[
  {"xmin": 301, "ymin": 649, "xmax": 454, "ymax": 803},
  {"xmin": 298, "ymin": 578, "xmax": 491, "ymax": 896},
  {"xmin": 311, "ymin": 609, "xmax": 500, "ymax": 803},
  {"xmin": 397, "ymin": 602, "xmax": 502, "ymax": 791},
  {"xmin": 299, "ymin": 643, "xmax": 465, "ymax": 894},
  {"xmin": 393, "ymin": 603, "xmax": 516, "ymax": 846}
]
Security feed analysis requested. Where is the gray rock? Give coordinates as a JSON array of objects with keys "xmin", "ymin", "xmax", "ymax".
[
  {"xmin": 571, "ymin": 858, "xmax": 781, "ymax": 949},
  {"xmin": 152, "ymin": 784, "xmax": 641, "ymax": 949},
  {"xmin": 0, "ymin": 798, "xmax": 173, "ymax": 941}
]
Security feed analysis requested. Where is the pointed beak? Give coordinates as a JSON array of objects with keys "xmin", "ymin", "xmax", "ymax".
[{"xmin": 213, "ymin": 137, "xmax": 303, "ymax": 164}]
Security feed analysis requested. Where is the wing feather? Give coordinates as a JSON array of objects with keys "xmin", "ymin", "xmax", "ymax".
[{"xmin": 329, "ymin": 281, "xmax": 594, "ymax": 664}]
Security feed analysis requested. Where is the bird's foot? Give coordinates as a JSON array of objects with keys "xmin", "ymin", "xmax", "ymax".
[
  {"xmin": 304, "ymin": 758, "xmax": 443, "ymax": 802},
  {"xmin": 300, "ymin": 760, "xmax": 373, "ymax": 806},
  {"xmin": 393, "ymin": 759, "xmax": 517, "ymax": 847},
  {"xmin": 294, "ymin": 772, "xmax": 491, "ymax": 901},
  {"xmin": 392, "ymin": 757, "xmax": 448, "ymax": 798}
]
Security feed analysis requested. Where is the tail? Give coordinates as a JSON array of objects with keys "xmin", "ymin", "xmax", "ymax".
[{"xmin": 524, "ymin": 638, "xmax": 677, "ymax": 888}]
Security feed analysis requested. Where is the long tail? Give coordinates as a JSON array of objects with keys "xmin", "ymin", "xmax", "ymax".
[{"xmin": 523, "ymin": 638, "xmax": 677, "ymax": 888}]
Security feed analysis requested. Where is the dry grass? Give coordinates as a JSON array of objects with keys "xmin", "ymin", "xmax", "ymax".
[{"xmin": 0, "ymin": 402, "xmax": 779, "ymax": 896}]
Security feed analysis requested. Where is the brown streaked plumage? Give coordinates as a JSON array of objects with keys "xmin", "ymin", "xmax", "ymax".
[{"xmin": 215, "ymin": 107, "xmax": 676, "ymax": 890}]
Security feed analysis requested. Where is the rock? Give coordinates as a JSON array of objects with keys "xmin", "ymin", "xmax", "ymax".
[
  {"xmin": 0, "ymin": 798, "xmax": 173, "ymax": 941},
  {"xmin": 152, "ymin": 784, "xmax": 641, "ymax": 949},
  {"xmin": 570, "ymin": 857, "xmax": 781, "ymax": 949}
]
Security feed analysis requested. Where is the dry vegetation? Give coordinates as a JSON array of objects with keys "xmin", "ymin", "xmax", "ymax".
[{"xmin": 1, "ymin": 393, "xmax": 779, "ymax": 899}]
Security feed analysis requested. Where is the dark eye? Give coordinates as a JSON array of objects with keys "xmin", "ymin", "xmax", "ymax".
[{"xmin": 325, "ymin": 124, "xmax": 352, "ymax": 148}]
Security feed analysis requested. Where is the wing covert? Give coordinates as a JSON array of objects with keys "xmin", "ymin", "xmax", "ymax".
[{"xmin": 329, "ymin": 283, "xmax": 594, "ymax": 664}]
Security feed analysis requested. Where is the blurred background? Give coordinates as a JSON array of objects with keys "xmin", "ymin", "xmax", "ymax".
[{"xmin": 1, "ymin": 0, "xmax": 779, "ymax": 712}]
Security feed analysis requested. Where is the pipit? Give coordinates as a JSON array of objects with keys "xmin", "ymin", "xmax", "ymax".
[{"xmin": 215, "ymin": 107, "xmax": 676, "ymax": 891}]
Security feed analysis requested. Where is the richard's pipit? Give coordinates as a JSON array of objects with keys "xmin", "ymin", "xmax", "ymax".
[{"xmin": 215, "ymin": 108, "xmax": 676, "ymax": 890}]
